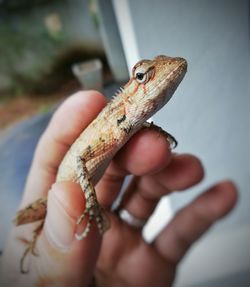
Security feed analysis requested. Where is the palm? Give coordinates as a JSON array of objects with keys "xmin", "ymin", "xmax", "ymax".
[{"xmin": 96, "ymin": 214, "xmax": 175, "ymax": 287}]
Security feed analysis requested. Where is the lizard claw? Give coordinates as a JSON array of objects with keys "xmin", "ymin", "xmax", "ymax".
[
  {"xmin": 20, "ymin": 247, "xmax": 31, "ymax": 274},
  {"xmin": 142, "ymin": 122, "xmax": 178, "ymax": 149},
  {"xmin": 31, "ymin": 247, "xmax": 39, "ymax": 257},
  {"xmin": 20, "ymin": 240, "xmax": 39, "ymax": 273},
  {"xmin": 75, "ymin": 206, "xmax": 109, "ymax": 240},
  {"xmin": 165, "ymin": 131, "xmax": 178, "ymax": 149}
]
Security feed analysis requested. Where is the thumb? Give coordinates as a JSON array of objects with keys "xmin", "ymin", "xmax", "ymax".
[{"xmin": 37, "ymin": 181, "xmax": 102, "ymax": 286}]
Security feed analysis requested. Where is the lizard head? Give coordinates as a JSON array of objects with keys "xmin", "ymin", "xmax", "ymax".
[{"xmin": 124, "ymin": 55, "xmax": 187, "ymax": 122}]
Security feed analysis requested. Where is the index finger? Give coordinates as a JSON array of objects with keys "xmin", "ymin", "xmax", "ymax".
[{"xmin": 21, "ymin": 91, "xmax": 107, "ymax": 207}]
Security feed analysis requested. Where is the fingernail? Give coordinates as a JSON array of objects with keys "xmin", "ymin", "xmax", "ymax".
[{"xmin": 44, "ymin": 186, "xmax": 75, "ymax": 250}]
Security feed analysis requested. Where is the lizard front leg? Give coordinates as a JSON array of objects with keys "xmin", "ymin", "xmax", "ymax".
[
  {"xmin": 142, "ymin": 122, "xmax": 178, "ymax": 149},
  {"xmin": 19, "ymin": 221, "xmax": 44, "ymax": 273},
  {"xmin": 75, "ymin": 156, "xmax": 109, "ymax": 240}
]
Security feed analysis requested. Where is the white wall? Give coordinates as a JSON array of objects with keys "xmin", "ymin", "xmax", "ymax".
[{"xmin": 113, "ymin": 0, "xmax": 250, "ymax": 285}]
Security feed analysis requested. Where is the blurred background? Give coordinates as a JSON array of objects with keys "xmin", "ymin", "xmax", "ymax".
[{"xmin": 0, "ymin": 0, "xmax": 249, "ymax": 286}]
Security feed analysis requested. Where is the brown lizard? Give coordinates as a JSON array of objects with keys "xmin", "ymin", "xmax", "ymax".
[{"xmin": 14, "ymin": 55, "xmax": 187, "ymax": 273}]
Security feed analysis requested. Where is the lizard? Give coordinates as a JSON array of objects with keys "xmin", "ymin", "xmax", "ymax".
[{"xmin": 14, "ymin": 55, "xmax": 187, "ymax": 273}]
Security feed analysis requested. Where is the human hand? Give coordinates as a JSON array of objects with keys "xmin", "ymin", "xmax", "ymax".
[{"xmin": 1, "ymin": 91, "xmax": 237, "ymax": 287}]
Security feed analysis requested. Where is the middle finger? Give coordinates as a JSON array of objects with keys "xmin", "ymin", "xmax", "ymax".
[{"xmin": 120, "ymin": 154, "xmax": 204, "ymax": 221}]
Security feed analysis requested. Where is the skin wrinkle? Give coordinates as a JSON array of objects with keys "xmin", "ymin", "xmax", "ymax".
[
  {"xmin": 51, "ymin": 183, "xmax": 86, "ymax": 220},
  {"xmin": 135, "ymin": 179, "xmax": 161, "ymax": 203},
  {"xmin": 126, "ymin": 181, "xmax": 153, "ymax": 200},
  {"xmin": 193, "ymin": 182, "xmax": 238, "ymax": 219},
  {"xmin": 125, "ymin": 176, "xmax": 165, "ymax": 205},
  {"xmin": 155, "ymin": 226, "xmax": 196, "ymax": 265},
  {"xmin": 33, "ymin": 135, "xmax": 70, "ymax": 188},
  {"xmin": 122, "ymin": 175, "xmax": 166, "ymax": 221},
  {"xmin": 138, "ymin": 175, "xmax": 170, "ymax": 200},
  {"xmin": 36, "ymin": 157, "xmax": 58, "ymax": 181},
  {"xmin": 152, "ymin": 154, "xmax": 204, "ymax": 191}
]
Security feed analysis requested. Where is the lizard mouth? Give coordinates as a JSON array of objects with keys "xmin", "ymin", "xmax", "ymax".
[
  {"xmin": 139, "ymin": 57, "xmax": 187, "ymax": 125},
  {"xmin": 166, "ymin": 58, "xmax": 187, "ymax": 85},
  {"xmin": 156, "ymin": 58, "xmax": 187, "ymax": 106}
]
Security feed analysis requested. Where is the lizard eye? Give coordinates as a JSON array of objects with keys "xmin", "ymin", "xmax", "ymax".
[
  {"xmin": 135, "ymin": 72, "xmax": 148, "ymax": 83},
  {"xmin": 133, "ymin": 62, "xmax": 154, "ymax": 84}
]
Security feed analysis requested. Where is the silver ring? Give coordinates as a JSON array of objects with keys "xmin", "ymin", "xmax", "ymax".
[{"xmin": 119, "ymin": 209, "xmax": 146, "ymax": 228}]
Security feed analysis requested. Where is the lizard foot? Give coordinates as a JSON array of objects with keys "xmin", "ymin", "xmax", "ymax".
[
  {"xmin": 20, "ymin": 221, "xmax": 44, "ymax": 273},
  {"xmin": 143, "ymin": 122, "xmax": 178, "ymax": 149},
  {"xmin": 75, "ymin": 205, "xmax": 109, "ymax": 240},
  {"xmin": 20, "ymin": 243, "xmax": 38, "ymax": 274}
]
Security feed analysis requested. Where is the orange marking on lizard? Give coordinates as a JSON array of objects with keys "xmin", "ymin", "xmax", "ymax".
[{"xmin": 142, "ymin": 84, "xmax": 147, "ymax": 94}]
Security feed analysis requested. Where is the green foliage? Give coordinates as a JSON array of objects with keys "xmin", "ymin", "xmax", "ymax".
[{"xmin": 0, "ymin": 0, "xmax": 104, "ymax": 95}]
